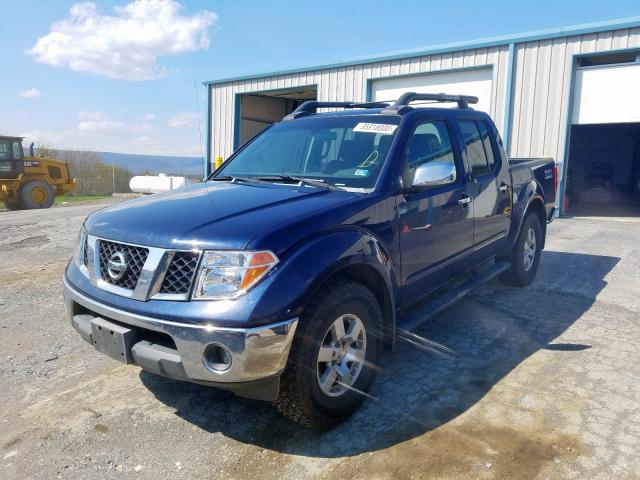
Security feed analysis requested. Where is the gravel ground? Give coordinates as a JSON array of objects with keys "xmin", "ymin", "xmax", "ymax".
[{"xmin": 1, "ymin": 201, "xmax": 639, "ymax": 479}]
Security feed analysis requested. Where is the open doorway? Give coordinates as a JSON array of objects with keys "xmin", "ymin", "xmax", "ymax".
[
  {"xmin": 237, "ymin": 86, "xmax": 317, "ymax": 147},
  {"xmin": 565, "ymin": 123, "xmax": 640, "ymax": 217}
]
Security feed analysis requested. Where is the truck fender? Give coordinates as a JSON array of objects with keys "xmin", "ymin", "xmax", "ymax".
[
  {"xmin": 504, "ymin": 180, "xmax": 547, "ymax": 253},
  {"xmin": 253, "ymin": 228, "xmax": 398, "ymax": 346}
]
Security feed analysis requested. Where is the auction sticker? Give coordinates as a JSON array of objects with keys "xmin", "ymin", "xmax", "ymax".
[{"xmin": 353, "ymin": 123, "xmax": 398, "ymax": 134}]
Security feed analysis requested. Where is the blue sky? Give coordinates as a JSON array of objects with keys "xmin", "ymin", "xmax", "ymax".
[{"xmin": 2, "ymin": 0, "xmax": 639, "ymax": 157}]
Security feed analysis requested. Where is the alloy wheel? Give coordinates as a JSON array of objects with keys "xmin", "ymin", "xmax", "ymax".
[
  {"xmin": 523, "ymin": 227, "xmax": 537, "ymax": 271},
  {"xmin": 316, "ymin": 314, "xmax": 367, "ymax": 397}
]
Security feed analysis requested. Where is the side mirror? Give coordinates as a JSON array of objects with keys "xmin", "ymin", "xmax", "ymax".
[{"xmin": 409, "ymin": 161, "xmax": 456, "ymax": 190}]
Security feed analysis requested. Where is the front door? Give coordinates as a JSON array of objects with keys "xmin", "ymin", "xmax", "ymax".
[{"xmin": 397, "ymin": 119, "xmax": 474, "ymax": 304}]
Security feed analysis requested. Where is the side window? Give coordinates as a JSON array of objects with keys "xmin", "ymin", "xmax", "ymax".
[
  {"xmin": 476, "ymin": 121, "xmax": 496, "ymax": 172},
  {"xmin": 12, "ymin": 142, "xmax": 23, "ymax": 160},
  {"xmin": 405, "ymin": 120, "xmax": 456, "ymax": 182},
  {"xmin": 458, "ymin": 120, "xmax": 490, "ymax": 176}
]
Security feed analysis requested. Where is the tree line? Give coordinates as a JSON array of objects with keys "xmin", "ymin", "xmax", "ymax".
[{"xmin": 36, "ymin": 146, "xmax": 134, "ymax": 196}]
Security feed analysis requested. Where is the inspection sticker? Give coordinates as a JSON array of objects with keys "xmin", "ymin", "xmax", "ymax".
[{"xmin": 353, "ymin": 123, "xmax": 398, "ymax": 134}]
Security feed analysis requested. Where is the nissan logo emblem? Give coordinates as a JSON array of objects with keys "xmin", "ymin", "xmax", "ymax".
[{"xmin": 107, "ymin": 252, "xmax": 129, "ymax": 281}]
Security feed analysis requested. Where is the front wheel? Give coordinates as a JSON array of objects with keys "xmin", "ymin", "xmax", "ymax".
[
  {"xmin": 499, "ymin": 213, "xmax": 543, "ymax": 287},
  {"xmin": 275, "ymin": 279, "xmax": 382, "ymax": 430}
]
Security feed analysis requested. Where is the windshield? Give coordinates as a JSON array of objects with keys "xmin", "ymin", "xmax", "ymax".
[
  {"xmin": 217, "ymin": 115, "xmax": 401, "ymax": 189},
  {"xmin": 0, "ymin": 141, "xmax": 10, "ymax": 160}
]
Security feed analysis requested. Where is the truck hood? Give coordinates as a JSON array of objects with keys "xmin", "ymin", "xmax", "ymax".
[{"xmin": 84, "ymin": 181, "xmax": 362, "ymax": 253}]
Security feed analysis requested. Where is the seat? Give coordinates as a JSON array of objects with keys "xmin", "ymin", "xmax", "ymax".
[{"xmin": 325, "ymin": 135, "xmax": 375, "ymax": 174}]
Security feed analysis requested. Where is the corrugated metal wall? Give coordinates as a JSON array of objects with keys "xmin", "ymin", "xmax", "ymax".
[
  {"xmin": 209, "ymin": 45, "xmax": 511, "ymax": 159},
  {"xmin": 209, "ymin": 26, "xmax": 640, "ymax": 171},
  {"xmin": 509, "ymin": 26, "xmax": 640, "ymax": 168}
]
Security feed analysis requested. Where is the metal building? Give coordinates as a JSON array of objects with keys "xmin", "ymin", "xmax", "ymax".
[{"xmin": 204, "ymin": 17, "xmax": 640, "ymax": 216}]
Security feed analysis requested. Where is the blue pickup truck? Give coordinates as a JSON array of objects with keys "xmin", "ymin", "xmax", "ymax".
[{"xmin": 63, "ymin": 92, "xmax": 556, "ymax": 429}]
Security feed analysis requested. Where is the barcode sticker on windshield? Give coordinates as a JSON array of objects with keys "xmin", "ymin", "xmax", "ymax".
[{"xmin": 353, "ymin": 123, "xmax": 397, "ymax": 135}]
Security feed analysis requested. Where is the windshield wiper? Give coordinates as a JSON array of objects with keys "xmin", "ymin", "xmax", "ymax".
[
  {"xmin": 210, "ymin": 175, "xmax": 264, "ymax": 184},
  {"xmin": 256, "ymin": 175, "xmax": 341, "ymax": 191}
]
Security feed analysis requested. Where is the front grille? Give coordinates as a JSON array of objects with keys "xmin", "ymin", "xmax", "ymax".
[
  {"xmin": 159, "ymin": 251, "xmax": 200, "ymax": 295},
  {"xmin": 98, "ymin": 240, "xmax": 149, "ymax": 290}
]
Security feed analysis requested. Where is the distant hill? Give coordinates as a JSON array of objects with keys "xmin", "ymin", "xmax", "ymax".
[{"xmin": 96, "ymin": 151, "xmax": 204, "ymax": 177}]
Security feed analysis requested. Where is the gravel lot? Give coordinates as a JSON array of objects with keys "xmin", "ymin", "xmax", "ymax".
[{"xmin": 1, "ymin": 200, "xmax": 639, "ymax": 479}]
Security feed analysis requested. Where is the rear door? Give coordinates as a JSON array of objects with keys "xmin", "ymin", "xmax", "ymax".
[
  {"xmin": 397, "ymin": 117, "xmax": 474, "ymax": 303},
  {"xmin": 456, "ymin": 118, "xmax": 510, "ymax": 249}
]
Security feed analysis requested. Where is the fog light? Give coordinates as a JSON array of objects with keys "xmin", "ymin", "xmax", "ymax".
[{"xmin": 203, "ymin": 344, "xmax": 232, "ymax": 372}]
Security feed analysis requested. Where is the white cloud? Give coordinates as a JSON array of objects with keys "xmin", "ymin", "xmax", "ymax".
[
  {"xmin": 76, "ymin": 110, "xmax": 126, "ymax": 135},
  {"xmin": 28, "ymin": 0, "xmax": 217, "ymax": 81},
  {"xmin": 21, "ymin": 130, "xmax": 64, "ymax": 146},
  {"xmin": 77, "ymin": 110, "xmax": 105, "ymax": 121},
  {"xmin": 141, "ymin": 113, "xmax": 156, "ymax": 121},
  {"xmin": 168, "ymin": 112, "xmax": 197, "ymax": 129},
  {"xmin": 18, "ymin": 88, "xmax": 41, "ymax": 99},
  {"xmin": 134, "ymin": 123, "xmax": 153, "ymax": 133},
  {"xmin": 78, "ymin": 119, "xmax": 125, "ymax": 135}
]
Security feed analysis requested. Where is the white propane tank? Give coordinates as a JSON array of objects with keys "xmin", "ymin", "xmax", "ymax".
[{"xmin": 129, "ymin": 173, "xmax": 190, "ymax": 194}]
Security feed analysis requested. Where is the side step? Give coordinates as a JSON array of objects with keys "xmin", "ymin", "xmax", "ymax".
[{"xmin": 397, "ymin": 260, "xmax": 511, "ymax": 332}]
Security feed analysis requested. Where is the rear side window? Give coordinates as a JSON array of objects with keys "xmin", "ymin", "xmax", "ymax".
[
  {"xmin": 458, "ymin": 120, "xmax": 494, "ymax": 176},
  {"xmin": 476, "ymin": 121, "xmax": 496, "ymax": 171}
]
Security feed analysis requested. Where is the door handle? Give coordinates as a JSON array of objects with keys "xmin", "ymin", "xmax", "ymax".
[
  {"xmin": 458, "ymin": 196, "xmax": 472, "ymax": 206},
  {"xmin": 499, "ymin": 184, "xmax": 509, "ymax": 192}
]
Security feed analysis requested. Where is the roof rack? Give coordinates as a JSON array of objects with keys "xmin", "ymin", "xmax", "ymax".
[
  {"xmin": 283, "ymin": 100, "xmax": 390, "ymax": 120},
  {"xmin": 382, "ymin": 92, "xmax": 478, "ymax": 114}
]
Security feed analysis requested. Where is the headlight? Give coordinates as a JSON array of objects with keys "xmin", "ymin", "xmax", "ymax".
[
  {"xmin": 73, "ymin": 227, "xmax": 88, "ymax": 267},
  {"xmin": 192, "ymin": 250, "xmax": 278, "ymax": 300}
]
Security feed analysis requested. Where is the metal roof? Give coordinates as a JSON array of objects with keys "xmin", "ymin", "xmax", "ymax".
[{"xmin": 204, "ymin": 16, "xmax": 640, "ymax": 86}]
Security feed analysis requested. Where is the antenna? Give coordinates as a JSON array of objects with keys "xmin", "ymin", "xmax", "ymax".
[{"xmin": 194, "ymin": 80, "xmax": 205, "ymax": 178}]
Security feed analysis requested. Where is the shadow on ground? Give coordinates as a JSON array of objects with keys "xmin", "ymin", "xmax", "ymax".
[{"xmin": 140, "ymin": 250, "xmax": 618, "ymax": 458}]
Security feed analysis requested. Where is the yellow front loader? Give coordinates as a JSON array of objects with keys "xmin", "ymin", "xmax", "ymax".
[{"xmin": 0, "ymin": 136, "xmax": 76, "ymax": 210}]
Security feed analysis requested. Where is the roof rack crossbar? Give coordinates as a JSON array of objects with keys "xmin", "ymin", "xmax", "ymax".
[
  {"xmin": 283, "ymin": 100, "xmax": 390, "ymax": 120},
  {"xmin": 382, "ymin": 92, "xmax": 479, "ymax": 114}
]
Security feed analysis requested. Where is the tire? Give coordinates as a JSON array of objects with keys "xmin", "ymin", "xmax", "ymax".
[
  {"xmin": 499, "ymin": 213, "xmax": 543, "ymax": 287},
  {"xmin": 4, "ymin": 201, "xmax": 24, "ymax": 211},
  {"xmin": 275, "ymin": 279, "xmax": 383, "ymax": 430},
  {"xmin": 20, "ymin": 181, "xmax": 55, "ymax": 209}
]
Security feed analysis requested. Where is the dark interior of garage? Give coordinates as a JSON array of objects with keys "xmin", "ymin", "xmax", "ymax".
[
  {"xmin": 565, "ymin": 123, "xmax": 640, "ymax": 217},
  {"xmin": 238, "ymin": 87, "xmax": 317, "ymax": 147}
]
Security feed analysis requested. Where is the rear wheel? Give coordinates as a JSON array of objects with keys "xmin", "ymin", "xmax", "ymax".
[
  {"xmin": 499, "ymin": 213, "xmax": 543, "ymax": 287},
  {"xmin": 275, "ymin": 279, "xmax": 382, "ymax": 430},
  {"xmin": 20, "ymin": 181, "xmax": 55, "ymax": 209}
]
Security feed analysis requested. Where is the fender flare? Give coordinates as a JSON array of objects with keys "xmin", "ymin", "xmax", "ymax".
[
  {"xmin": 504, "ymin": 180, "xmax": 547, "ymax": 252},
  {"xmin": 254, "ymin": 227, "xmax": 398, "ymax": 345}
]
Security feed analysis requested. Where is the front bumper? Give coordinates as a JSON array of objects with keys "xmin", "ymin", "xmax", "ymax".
[{"xmin": 63, "ymin": 275, "xmax": 298, "ymax": 401}]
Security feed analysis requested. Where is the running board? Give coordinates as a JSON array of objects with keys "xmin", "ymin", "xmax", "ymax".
[{"xmin": 397, "ymin": 260, "xmax": 511, "ymax": 332}]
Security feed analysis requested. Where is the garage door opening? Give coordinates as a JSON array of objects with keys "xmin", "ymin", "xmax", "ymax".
[
  {"xmin": 237, "ymin": 87, "xmax": 317, "ymax": 147},
  {"xmin": 565, "ymin": 123, "xmax": 640, "ymax": 217}
]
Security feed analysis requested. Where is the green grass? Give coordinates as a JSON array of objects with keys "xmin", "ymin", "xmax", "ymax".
[{"xmin": 1, "ymin": 195, "xmax": 112, "ymax": 209}]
